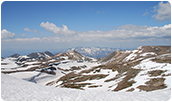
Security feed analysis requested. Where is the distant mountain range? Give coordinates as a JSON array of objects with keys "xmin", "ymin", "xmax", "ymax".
[
  {"xmin": 5, "ymin": 47, "xmax": 118, "ymax": 59},
  {"xmin": 61, "ymin": 46, "xmax": 118, "ymax": 58}
]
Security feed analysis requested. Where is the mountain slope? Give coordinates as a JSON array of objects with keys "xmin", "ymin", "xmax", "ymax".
[{"xmin": 43, "ymin": 46, "xmax": 171, "ymax": 92}]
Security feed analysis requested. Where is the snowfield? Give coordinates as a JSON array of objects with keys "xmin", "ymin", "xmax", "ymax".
[
  {"xmin": 1, "ymin": 58, "xmax": 19, "ymax": 70},
  {"xmin": 1, "ymin": 73, "xmax": 171, "ymax": 101},
  {"xmin": 3, "ymin": 58, "xmax": 101, "ymax": 86}
]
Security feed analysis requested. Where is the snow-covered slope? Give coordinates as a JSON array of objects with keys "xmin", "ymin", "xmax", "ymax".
[
  {"xmin": 1, "ymin": 73, "xmax": 170, "ymax": 101},
  {"xmin": 61, "ymin": 46, "xmax": 117, "ymax": 58},
  {"xmin": 1, "ymin": 46, "xmax": 171, "ymax": 101},
  {"xmin": 1, "ymin": 50, "xmax": 99, "ymax": 85},
  {"xmin": 8, "ymin": 60, "xmax": 100, "ymax": 85}
]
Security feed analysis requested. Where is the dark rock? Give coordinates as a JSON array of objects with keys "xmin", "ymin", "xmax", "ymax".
[{"xmin": 9, "ymin": 54, "xmax": 20, "ymax": 58}]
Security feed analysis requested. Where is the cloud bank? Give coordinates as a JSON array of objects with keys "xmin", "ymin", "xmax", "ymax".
[
  {"xmin": 152, "ymin": 1, "xmax": 171, "ymax": 22},
  {"xmin": 1, "ymin": 29, "xmax": 15, "ymax": 39},
  {"xmin": 2, "ymin": 22, "xmax": 171, "ymax": 43},
  {"xmin": 42, "ymin": 22, "xmax": 170, "ymax": 42}
]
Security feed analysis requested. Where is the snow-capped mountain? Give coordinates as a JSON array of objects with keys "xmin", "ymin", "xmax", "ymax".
[
  {"xmin": 1, "ymin": 50, "xmax": 97, "ymax": 74},
  {"xmin": 8, "ymin": 51, "xmax": 54, "ymax": 62},
  {"xmin": 61, "ymin": 46, "xmax": 117, "ymax": 58},
  {"xmin": 42, "ymin": 46, "xmax": 171, "ymax": 92},
  {"xmin": 27, "ymin": 51, "xmax": 54, "ymax": 60},
  {"xmin": 1, "ymin": 46, "xmax": 171, "ymax": 101}
]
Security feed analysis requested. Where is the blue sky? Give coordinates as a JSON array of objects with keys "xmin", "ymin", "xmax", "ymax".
[{"xmin": 1, "ymin": 1, "xmax": 171, "ymax": 57}]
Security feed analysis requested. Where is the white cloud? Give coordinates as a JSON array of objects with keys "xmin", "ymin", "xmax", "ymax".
[
  {"xmin": 24, "ymin": 28, "xmax": 32, "ymax": 32},
  {"xmin": 40, "ymin": 21, "xmax": 76, "ymax": 36},
  {"xmin": 152, "ymin": 1, "xmax": 171, "ymax": 21},
  {"xmin": 24, "ymin": 28, "xmax": 43, "ymax": 34},
  {"xmin": 1, "ymin": 29, "xmax": 15, "ymax": 39}
]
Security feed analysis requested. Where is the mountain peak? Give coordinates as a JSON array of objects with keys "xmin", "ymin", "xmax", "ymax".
[{"xmin": 9, "ymin": 53, "xmax": 20, "ymax": 58}]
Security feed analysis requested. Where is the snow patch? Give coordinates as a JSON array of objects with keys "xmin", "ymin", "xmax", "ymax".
[{"xmin": 140, "ymin": 52, "xmax": 157, "ymax": 56}]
